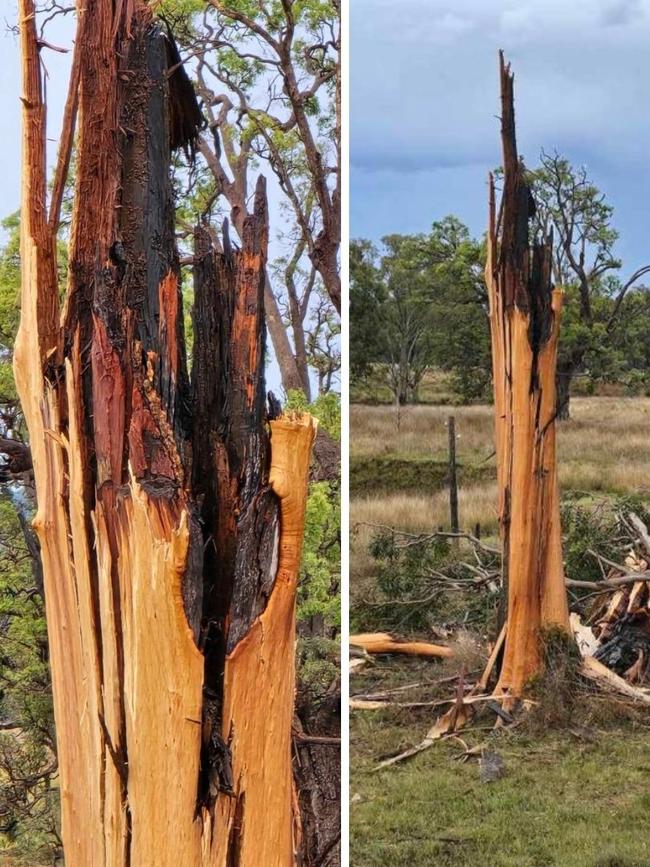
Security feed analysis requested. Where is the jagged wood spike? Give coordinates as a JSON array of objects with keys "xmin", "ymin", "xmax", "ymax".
[{"xmin": 486, "ymin": 52, "xmax": 569, "ymax": 699}]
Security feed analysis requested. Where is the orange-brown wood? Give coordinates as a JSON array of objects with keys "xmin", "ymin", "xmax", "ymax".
[
  {"xmin": 16, "ymin": 4, "xmax": 106, "ymax": 862},
  {"xmin": 205, "ymin": 414, "xmax": 317, "ymax": 867},
  {"xmin": 350, "ymin": 633, "xmax": 454, "ymax": 658},
  {"xmin": 486, "ymin": 54, "xmax": 570, "ymax": 698}
]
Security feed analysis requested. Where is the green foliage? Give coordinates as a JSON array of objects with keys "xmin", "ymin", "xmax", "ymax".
[
  {"xmin": 561, "ymin": 495, "xmax": 650, "ymax": 592},
  {"xmin": 351, "ymin": 219, "xmax": 489, "ymax": 405},
  {"xmin": 285, "ymin": 388, "xmax": 340, "ymax": 440},
  {"xmin": 358, "ymin": 528, "xmax": 500, "ymax": 633},
  {"xmin": 154, "ymin": 0, "xmax": 204, "ymax": 27},
  {"xmin": 357, "ymin": 495, "xmax": 650, "ymax": 636},
  {"xmin": 298, "ymin": 480, "xmax": 340, "ymax": 628},
  {"xmin": 293, "ymin": 391, "xmax": 340, "ymax": 631},
  {"xmin": 349, "ymin": 240, "xmax": 385, "ymax": 382},
  {"xmin": 0, "ymin": 498, "xmax": 58, "ymax": 864},
  {"xmin": 526, "ymin": 153, "xmax": 650, "ymax": 397},
  {"xmin": 0, "ymin": 214, "xmax": 21, "ymax": 351},
  {"xmin": 561, "ymin": 500, "xmax": 623, "ymax": 586}
]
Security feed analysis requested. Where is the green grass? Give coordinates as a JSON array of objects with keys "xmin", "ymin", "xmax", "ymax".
[
  {"xmin": 352, "ymin": 720, "xmax": 650, "ymax": 867},
  {"xmin": 350, "ymin": 456, "xmax": 495, "ymax": 497}
]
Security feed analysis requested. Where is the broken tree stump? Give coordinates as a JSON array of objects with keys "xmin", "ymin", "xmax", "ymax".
[
  {"xmin": 485, "ymin": 52, "xmax": 570, "ymax": 697},
  {"xmin": 16, "ymin": 3, "xmax": 317, "ymax": 864}
]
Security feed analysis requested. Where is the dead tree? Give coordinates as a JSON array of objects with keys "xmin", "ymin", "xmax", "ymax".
[
  {"xmin": 17, "ymin": 2, "xmax": 317, "ymax": 864},
  {"xmin": 485, "ymin": 53, "xmax": 569, "ymax": 697}
]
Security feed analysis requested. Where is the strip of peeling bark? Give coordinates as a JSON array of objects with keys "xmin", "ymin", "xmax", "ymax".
[
  {"xmin": 17, "ymin": 3, "xmax": 317, "ymax": 865},
  {"xmin": 485, "ymin": 52, "xmax": 569, "ymax": 698}
]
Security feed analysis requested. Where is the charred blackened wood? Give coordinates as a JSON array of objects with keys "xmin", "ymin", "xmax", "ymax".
[
  {"xmin": 594, "ymin": 613, "xmax": 650, "ymax": 676},
  {"xmin": 192, "ymin": 180, "xmax": 281, "ymax": 810},
  {"xmin": 162, "ymin": 23, "xmax": 204, "ymax": 156},
  {"xmin": 293, "ymin": 690, "xmax": 341, "ymax": 866}
]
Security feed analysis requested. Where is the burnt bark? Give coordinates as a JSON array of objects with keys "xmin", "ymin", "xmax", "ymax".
[
  {"xmin": 293, "ymin": 697, "xmax": 341, "ymax": 867},
  {"xmin": 191, "ymin": 206, "xmax": 282, "ymax": 811},
  {"xmin": 198, "ymin": 134, "xmax": 309, "ymax": 400}
]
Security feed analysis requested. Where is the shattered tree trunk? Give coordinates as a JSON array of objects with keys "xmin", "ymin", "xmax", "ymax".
[
  {"xmin": 17, "ymin": 3, "xmax": 317, "ymax": 865},
  {"xmin": 485, "ymin": 53, "xmax": 570, "ymax": 697}
]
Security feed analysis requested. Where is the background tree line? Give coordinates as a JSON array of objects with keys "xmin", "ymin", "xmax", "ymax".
[{"xmin": 351, "ymin": 152, "xmax": 650, "ymax": 417}]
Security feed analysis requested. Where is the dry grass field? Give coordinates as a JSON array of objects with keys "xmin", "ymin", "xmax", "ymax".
[
  {"xmin": 351, "ymin": 397, "xmax": 650, "ymax": 480},
  {"xmin": 351, "ymin": 397, "xmax": 650, "ymax": 595}
]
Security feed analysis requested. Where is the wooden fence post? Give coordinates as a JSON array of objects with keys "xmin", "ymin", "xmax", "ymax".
[{"xmin": 447, "ymin": 415, "xmax": 460, "ymax": 536}]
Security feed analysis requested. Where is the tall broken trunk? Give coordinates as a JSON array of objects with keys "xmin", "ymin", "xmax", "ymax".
[
  {"xmin": 485, "ymin": 53, "xmax": 569, "ymax": 698},
  {"xmin": 16, "ymin": 3, "xmax": 317, "ymax": 864}
]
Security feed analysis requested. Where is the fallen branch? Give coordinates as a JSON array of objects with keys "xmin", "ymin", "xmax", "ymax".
[
  {"xmin": 354, "ymin": 522, "xmax": 500, "ymax": 556},
  {"xmin": 580, "ymin": 655, "xmax": 650, "ymax": 704},
  {"xmin": 566, "ymin": 571, "xmax": 650, "ymax": 591},
  {"xmin": 292, "ymin": 732, "xmax": 341, "ymax": 746},
  {"xmin": 477, "ymin": 623, "xmax": 507, "ymax": 691},
  {"xmin": 374, "ymin": 671, "xmax": 471, "ymax": 769},
  {"xmin": 628, "ymin": 512, "xmax": 650, "ymax": 559},
  {"xmin": 349, "ymin": 632, "xmax": 453, "ymax": 659},
  {"xmin": 351, "ymin": 693, "xmax": 526, "ymax": 713}
]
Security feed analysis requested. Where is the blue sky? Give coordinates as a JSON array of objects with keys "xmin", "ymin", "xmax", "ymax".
[{"xmin": 351, "ymin": 0, "xmax": 650, "ymax": 273}]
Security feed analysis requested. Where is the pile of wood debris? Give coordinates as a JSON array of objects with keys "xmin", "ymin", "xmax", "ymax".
[
  {"xmin": 350, "ymin": 511, "xmax": 650, "ymax": 768},
  {"xmin": 572, "ymin": 512, "xmax": 650, "ymax": 691}
]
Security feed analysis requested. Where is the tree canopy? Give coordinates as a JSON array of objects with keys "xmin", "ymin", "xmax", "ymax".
[{"xmin": 352, "ymin": 155, "xmax": 650, "ymax": 407}]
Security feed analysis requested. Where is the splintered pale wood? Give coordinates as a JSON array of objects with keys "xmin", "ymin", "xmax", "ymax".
[
  {"xmin": 206, "ymin": 415, "xmax": 317, "ymax": 867},
  {"xmin": 16, "ymin": 4, "xmax": 103, "ymax": 863},
  {"xmin": 349, "ymin": 633, "xmax": 454, "ymax": 658},
  {"xmin": 18, "ymin": 3, "xmax": 318, "ymax": 864},
  {"xmin": 581, "ymin": 655, "xmax": 650, "ymax": 705},
  {"xmin": 95, "ymin": 481, "xmax": 204, "ymax": 864},
  {"xmin": 486, "ymin": 53, "xmax": 569, "ymax": 698}
]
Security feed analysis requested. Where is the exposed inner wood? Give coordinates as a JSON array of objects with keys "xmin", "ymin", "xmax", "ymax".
[
  {"xmin": 206, "ymin": 415, "xmax": 318, "ymax": 866},
  {"xmin": 17, "ymin": 3, "xmax": 317, "ymax": 864},
  {"xmin": 485, "ymin": 53, "xmax": 570, "ymax": 698}
]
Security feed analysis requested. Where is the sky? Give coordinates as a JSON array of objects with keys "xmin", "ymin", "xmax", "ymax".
[
  {"xmin": 0, "ymin": 7, "xmax": 72, "ymax": 235},
  {"xmin": 351, "ymin": 0, "xmax": 650, "ymax": 273}
]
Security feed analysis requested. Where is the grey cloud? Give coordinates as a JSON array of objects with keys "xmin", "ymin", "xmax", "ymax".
[
  {"xmin": 351, "ymin": 0, "xmax": 650, "ymax": 267},
  {"xmin": 601, "ymin": 0, "xmax": 644, "ymax": 26},
  {"xmin": 352, "ymin": 0, "xmax": 650, "ymax": 175}
]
